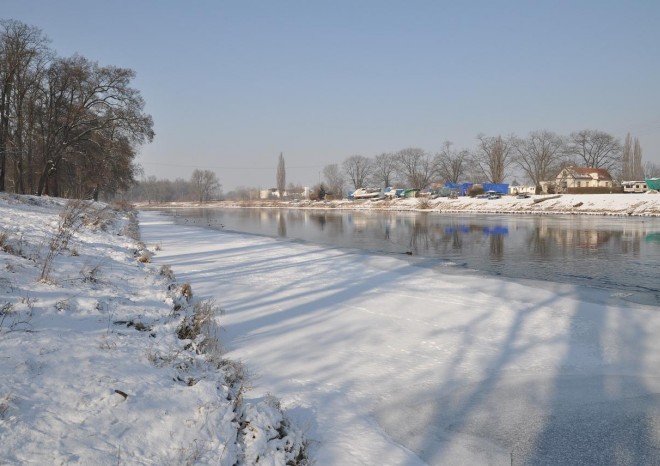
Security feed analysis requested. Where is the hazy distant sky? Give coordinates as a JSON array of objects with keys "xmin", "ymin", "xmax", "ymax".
[{"xmin": 3, "ymin": 1, "xmax": 660, "ymax": 191}]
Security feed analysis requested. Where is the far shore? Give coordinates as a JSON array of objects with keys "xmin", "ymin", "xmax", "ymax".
[{"xmin": 136, "ymin": 192, "xmax": 660, "ymax": 217}]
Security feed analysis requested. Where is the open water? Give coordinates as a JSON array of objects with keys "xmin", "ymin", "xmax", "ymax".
[{"xmin": 158, "ymin": 208, "xmax": 660, "ymax": 306}]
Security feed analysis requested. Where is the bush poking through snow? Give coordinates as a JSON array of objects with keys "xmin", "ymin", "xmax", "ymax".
[
  {"xmin": 0, "ymin": 301, "xmax": 31, "ymax": 333},
  {"xmin": 80, "ymin": 263, "xmax": 102, "ymax": 283},
  {"xmin": 159, "ymin": 265, "xmax": 175, "ymax": 281},
  {"xmin": 0, "ymin": 230, "xmax": 9, "ymax": 251},
  {"xmin": 417, "ymin": 198, "xmax": 431, "ymax": 210},
  {"xmin": 0, "ymin": 302, "xmax": 15, "ymax": 330},
  {"xmin": 40, "ymin": 200, "xmax": 89, "ymax": 281},
  {"xmin": 137, "ymin": 252, "xmax": 151, "ymax": 263},
  {"xmin": 176, "ymin": 299, "xmax": 223, "ymax": 355},
  {"xmin": 180, "ymin": 283, "xmax": 193, "ymax": 302},
  {"xmin": 0, "ymin": 394, "xmax": 13, "ymax": 420},
  {"xmin": 119, "ymin": 210, "xmax": 141, "ymax": 241}
]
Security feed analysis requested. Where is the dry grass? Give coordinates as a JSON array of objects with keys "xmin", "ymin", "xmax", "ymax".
[
  {"xmin": 180, "ymin": 283, "xmax": 193, "ymax": 302},
  {"xmin": 137, "ymin": 252, "xmax": 151, "ymax": 263},
  {"xmin": 159, "ymin": 265, "xmax": 175, "ymax": 281},
  {"xmin": 0, "ymin": 230, "xmax": 8, "ymax": 250},
  {"xmin": 40, "ymin": 200, "xmax": 89, "ymax": 281},
  {"xmin": 417, "ymin": 198, "xmax": 432, "ymax": 209}
]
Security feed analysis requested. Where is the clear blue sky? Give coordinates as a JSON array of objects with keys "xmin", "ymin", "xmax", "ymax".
[{"xmin": 4, "ymin": 0, "xmax": 660, "ymax": 190}]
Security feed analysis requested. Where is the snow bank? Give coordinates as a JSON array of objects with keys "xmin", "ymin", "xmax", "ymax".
[
  {"xmin": 138, "ymin": 193, "xmax": 660, "ymax": 217},
  {"xmin": 0, "ymin": 194, "xmax": 307, "ymax": 465}
]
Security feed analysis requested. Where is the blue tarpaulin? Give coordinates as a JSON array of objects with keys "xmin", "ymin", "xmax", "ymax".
[
  {"xmin": 482, "ymin": 183, "xmax": 509, "ymax": 194},
  {"xmin": 444, "ymin": 182, "xmax": 473, "ymax": 196}
]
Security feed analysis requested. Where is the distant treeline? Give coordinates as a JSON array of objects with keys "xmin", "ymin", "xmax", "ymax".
[
  {"xmin": 319, "ymin": 131, "xmax": 660, "ymax": 197},
  {"xmin": 126, "ymin": 170, "xmax": 221, "ymax": 204}
]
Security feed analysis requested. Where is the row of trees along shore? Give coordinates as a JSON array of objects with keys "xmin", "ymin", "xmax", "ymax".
[
  {"xmin": 0, "ymin": 20, "xmax": 153, "ymax": 200},
  {"xmin": 319, "ymin": 131, "xmax": 660, "ymax": 197}
]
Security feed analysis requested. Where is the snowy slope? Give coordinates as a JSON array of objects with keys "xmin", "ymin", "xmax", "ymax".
[{"xmin": 0, "ymin": 194, "xmax": 307, "ymax": 465}]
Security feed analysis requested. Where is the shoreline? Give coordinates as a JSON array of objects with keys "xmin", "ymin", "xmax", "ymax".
[{"xmin": 136, "ymin": 193, "xmax": 660, "ymax": 217}]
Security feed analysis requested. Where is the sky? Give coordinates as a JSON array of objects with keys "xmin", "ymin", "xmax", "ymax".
[{"xmin": 3, "ymin": 0, "xmax": 660, "ymax": 191}]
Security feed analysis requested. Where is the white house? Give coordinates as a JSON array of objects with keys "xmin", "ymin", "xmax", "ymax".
[{"xmin": 554, "ymin": 167, "xmax": 614, "ymax": 192}]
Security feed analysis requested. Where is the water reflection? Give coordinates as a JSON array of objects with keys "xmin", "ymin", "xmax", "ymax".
[
  {"xmin": 646, "ymin": 233, "xmax": 660, "ymax": 243},
  {"xmin": 164, "ymin": 208, "xmax": 660, "ymax": 305}
]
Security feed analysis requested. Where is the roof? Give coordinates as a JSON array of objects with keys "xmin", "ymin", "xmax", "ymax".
[{"xmin": 557, "ymin": 166, "xmax": 613, "ymax": 180}]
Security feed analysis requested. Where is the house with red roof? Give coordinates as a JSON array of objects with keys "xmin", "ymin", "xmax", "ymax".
[{"xmin": 554, "ymin": 166, "xmax": 615, "ymax": 193}]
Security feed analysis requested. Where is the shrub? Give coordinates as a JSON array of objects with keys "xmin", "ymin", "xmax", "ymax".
[
  {"xmin": 137, "ymin": 252, "xmax": 151, "ymax": 263},
  {"xmin": 180, "ymin": 283, "xmax": 193, "ymax": 302},
  {"xmin": 159, "ymin": 265, "xmax": 175, "ymax": 281},
  {"xmin": 40, "ymin": 200, "xmax": 89, "ymax": 281},
  {"xmin": 0, "ymin": 230, "xmax": 8, "ymax": 251},
  {"xmin": 468, "ymin": 184, "xmax": 484, "ymax": 197},
  {"xmin": 417, "ymin": 198, "xmax": 431, "ymax": 209},
  {"xmin": 176, "ymin": 299, "xmax": 224, "ymax": 356}
]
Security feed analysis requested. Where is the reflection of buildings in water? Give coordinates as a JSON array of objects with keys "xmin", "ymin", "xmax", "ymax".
[
  {"xmin": 619, "ymin": 229, "xmax": 645, "ymax": 255},
  {"xmin": 527, "ymin": 229, "xmax": 551, "ymax": 257},
  {"xmin": 350, "ymin": 216, "xmax": 368, "ymax": 232},
  {"xmin": 543, "ymin": 226, "xmax": 643, "ymax": 254}
]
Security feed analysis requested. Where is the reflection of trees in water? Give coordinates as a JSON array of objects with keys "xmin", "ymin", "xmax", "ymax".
[
  {"xmin": 408, "ymin": 216, "xmax": 431, "ymax": 253},
  {"xmin": 527, "ymin": 228, "xmax": 551, "ymax": 257},
  {"xmin": 490, "ymin": 235, "xmax": 504, "ymax": 260},
  {"xmin": 277, "ymin": 212, "xmax": 287, "ymax": 237},
  {"xmin": 307, "ymin": 212, "xmax": 344, "ymax": 236},
  {"xmin": 450, "ymin": 231, "xmax": 463, "ymax": 250}
]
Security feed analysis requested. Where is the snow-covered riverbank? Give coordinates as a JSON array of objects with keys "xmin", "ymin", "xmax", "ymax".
[
  {"xmin": 0, "ymin": 194, "xmax": 307, "ymax": 465},
  {"xmin": 140, "ymin": 192, "xmax": 660, "ymax": 217},
  {"xmin": 140, "ymin": 209, "xmax": 660, "ymax": 465}
]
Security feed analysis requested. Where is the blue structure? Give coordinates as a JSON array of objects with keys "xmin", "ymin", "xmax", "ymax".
[
  {"xmin": 444, "ymin": 182, "xmax": 473, "ymax": 196},
  {"xmin": 482, "ymin": 183, "xmax": 509, "ymax": 194}
]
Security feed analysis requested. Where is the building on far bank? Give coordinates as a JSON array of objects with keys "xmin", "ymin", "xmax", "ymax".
[
  {"xmin": 260, "ymin": 187, "xmax": 311, "ymax": 200},
  {"xmin": 540, "ymin": 167, "xmax": 615, "ymax": 194}
]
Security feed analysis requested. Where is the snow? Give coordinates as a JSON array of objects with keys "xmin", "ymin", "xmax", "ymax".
[
  {"xmin": 138, "ymin": 205, "xmax": 660, "ymax": 465},
  {"xmin": 142, "ymin": 192, "xmax": 660, "ymax": 217},
  {"xmin": 2, "ymin": 192, "xmax": 660, "ymax": 465},
  {"xmin": 0, "ymin": 194, "xmax": 306, "ymax": 465}
]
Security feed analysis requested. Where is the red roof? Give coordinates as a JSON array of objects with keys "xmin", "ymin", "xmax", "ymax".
[{"xmin": 558, "ymin": 167, "xmax": 613, "ymax": 180}]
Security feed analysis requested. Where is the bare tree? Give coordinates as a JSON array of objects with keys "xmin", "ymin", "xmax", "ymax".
[
  {"xmin": 323, "ymin": 163, "xmax": 345, "ymax": 197},
  {"xmin": 370, "ymin": 152, "xmax": 398, "ymax": 188},
  {"xmin": 564, "ymin": 129, "xmax": 621, "ymax": 172},
  {"xmin": 342, "ymin": 154, "xmax": 372, "ymax": 189},
  {"xmin": 643, "ymin": 161, "xmax": 660, "ymax": 178},
  {"xmin": 276, "ymin": 152, "xmax": 285, "ymax": 198},
  {"xmin": 0, "ymin": 20, "xmax": 50, "ymax": 192},
  {"xmin": 395, "ymin": 147, "xmax": 436, "ymax": 188},
  {"xmin": 513, "ymin": 130, "xmax": 565, "ymax": 189},
  {"xmin": 633, "ymin": 137, "xmax": 643, "ymax": 180},
  {"xmin": 435, "ymin": 141, "xmax": 469, "ymax": 183},
  {"xmin": 622, "ymin": 133, "xmax": 633, "ymax": 180},
  {"xmin": 191, "ymin": 169, "xmax": 220, "ymax": 203},
  {"xmin": 34, "ymin": 56, "xmax": 153, "ymax": 196},
  {"xmin": 473, "ymin": 134, "xmax": 515, "ymax": 184}
]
